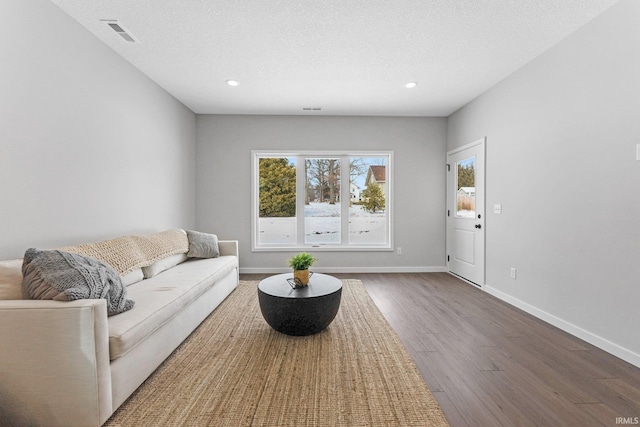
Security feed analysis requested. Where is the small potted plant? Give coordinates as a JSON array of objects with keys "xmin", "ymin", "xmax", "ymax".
[{"xmin": 288, "ymin": 252, "xmax": 317, "ymax": 286}]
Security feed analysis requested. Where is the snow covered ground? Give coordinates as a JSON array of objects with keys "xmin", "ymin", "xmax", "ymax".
[{"xmin": 258, "ymin": 202, "xmax": 386, "ymax": 245}]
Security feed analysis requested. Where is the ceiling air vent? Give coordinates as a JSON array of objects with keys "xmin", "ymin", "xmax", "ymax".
[
  {"xmin": 101, "ymin": 20, "xmax": 137, "ymax": 43},
  {"xmin": 302, "ymin": 107, "xmax": 322, "ymax": 111}
]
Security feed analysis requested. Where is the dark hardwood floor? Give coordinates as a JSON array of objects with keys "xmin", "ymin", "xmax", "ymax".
[{"xmin": 241, "ymin": 272, "xmax": 640, "ymax": 427}]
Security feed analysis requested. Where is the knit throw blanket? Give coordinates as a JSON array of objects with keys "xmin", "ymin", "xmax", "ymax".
[
  {"xmin": 60, "ymin": 229, "xmax": 189, "ymax": 276},
  {"xmin": 22, "ymin": 248, "xmax": 134, "ymax": 316}
]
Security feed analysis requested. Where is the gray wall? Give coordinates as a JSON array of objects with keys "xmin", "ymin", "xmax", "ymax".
[
  {"xmin": 196, "ymin": 115, "xmax": 446, "ymax": 272},
  {"xmin": 0, "ymin": 0, "xmax": 197, "ymax": 259},
  {"xmin": 447, "ymin": 0, "xmax": 640, "ymax": 365}
]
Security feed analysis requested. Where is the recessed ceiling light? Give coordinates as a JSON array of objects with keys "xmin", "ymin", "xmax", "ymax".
[
  {"xmin": 226, "ymin": 79, "xmax": 239, "ymax": 87},
  {"xmin": 405, "ymin": 82, "xmax": 418, "ymax": 89}
]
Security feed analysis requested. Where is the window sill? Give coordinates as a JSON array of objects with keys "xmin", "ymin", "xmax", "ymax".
[{"xmin": 252, "ymin": 245, "xmax": 393, "ymax": 252}]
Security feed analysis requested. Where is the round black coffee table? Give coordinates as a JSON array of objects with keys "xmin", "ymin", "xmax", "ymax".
[{"xmin": 258, "ymin": 273, "xmax": 342, "ymax": 336}]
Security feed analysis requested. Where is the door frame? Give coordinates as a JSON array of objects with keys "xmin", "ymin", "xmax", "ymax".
[{"xmin": 446, "ymin": 137, "xmax": 486, "ymax": 288}]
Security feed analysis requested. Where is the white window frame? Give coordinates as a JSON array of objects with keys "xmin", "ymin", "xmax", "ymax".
[{"xmin": 252, "ymin": 150, "xmax": 393, "ymax": 252}]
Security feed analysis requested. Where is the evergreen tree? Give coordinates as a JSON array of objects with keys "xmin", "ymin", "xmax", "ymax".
[
  {"xmin": 362, "ymin": 182, "xmax": 385, "ymax": 213},
  {"xmin": 259, "ymin": 158, "xmax": 296, "ymax": 217},
  {"xmin": 457, "ymin": 163, "xmax": 475, "ymax": 189}
]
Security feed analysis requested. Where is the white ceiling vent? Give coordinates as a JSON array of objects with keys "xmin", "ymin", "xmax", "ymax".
[{"xmin": 101, "ymin": 20, "xmax": 137, "ymax": 43}]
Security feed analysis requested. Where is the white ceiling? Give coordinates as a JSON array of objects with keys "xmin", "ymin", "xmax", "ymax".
[{"xmin": 50, "ymin": 0, "xmax": 619, "ymax": 117}]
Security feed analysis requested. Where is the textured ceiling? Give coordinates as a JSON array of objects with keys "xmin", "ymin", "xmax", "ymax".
[{"xmin": 50, "ymin": 0, "xmax": 619, "ymax": 116}]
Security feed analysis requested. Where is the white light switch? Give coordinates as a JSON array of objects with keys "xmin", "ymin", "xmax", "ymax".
[{"xmin": 494, "ymin": 204, "xmax": 502, "ymax": 214}]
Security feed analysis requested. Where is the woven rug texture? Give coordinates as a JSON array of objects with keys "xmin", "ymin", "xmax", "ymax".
[{"xmin": 105, "ymin": 279, "xmax": 450, "ymax": 426}]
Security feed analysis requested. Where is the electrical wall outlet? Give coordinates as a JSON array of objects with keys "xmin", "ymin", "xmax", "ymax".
[
  {"xmin": 396, "ymin": 247, "xmax": 402, "ymax": 255},
  {"xmin": 510, "ymin": 267, "xmax": 517, "ymax": 279}
]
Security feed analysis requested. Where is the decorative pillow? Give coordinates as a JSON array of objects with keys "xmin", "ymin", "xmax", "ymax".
[
  {"xmin": 0, "ymin": 259, "xmax": 24, "ymax": 300},
  {"xmin": 22, "ymin": 248, "xmax": 134, "ymax": 316},
  {"xmin": 121, "ymin": 268, "xmax": 145, "ymax": 286},
  {"xmin": 185, "ymin": 230, "xmax": 219, "ymax": 259},
  {"xmin": 142, "ymin": 253, "xmax": 188, "ymax": 279}
]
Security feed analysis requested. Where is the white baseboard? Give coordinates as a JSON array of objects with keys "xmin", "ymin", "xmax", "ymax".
[
  {"xmin": 239, "ymin": 266, "xmax": 447, "ymax": 274},
  {"xmin": 484, "ymin": 285, "xmax": 640, "ymax": 368}
]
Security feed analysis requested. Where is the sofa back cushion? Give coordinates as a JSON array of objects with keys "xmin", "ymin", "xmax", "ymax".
[
  {"xmin": 142, "ymin": 253, "xmax": 188, "ymax": 279},
  {"xmin": 0, "ymin": 259, "xmax": 23, "ymax": 300},
  {"xmin": 122, "ymin": 268, "xmax": 145, "ymax": 286}
]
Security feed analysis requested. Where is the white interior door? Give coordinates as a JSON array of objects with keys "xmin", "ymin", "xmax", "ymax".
[{"xmin": 446, "ymin": 138, "xmax": 485, "ymax": 287}]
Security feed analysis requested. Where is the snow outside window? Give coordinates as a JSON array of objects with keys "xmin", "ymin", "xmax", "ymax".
[{"xmin": 252, "ymin": 151, "xmax": 393, "ymax": 251}]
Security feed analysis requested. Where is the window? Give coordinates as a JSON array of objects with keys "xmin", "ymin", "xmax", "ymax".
[
  {"xmin": 455, "ymin": 156, "xmax": 476, "ymax": 218},
  {"xmin": 252, "ymin": 151, "xmax": 392, "ymax": 251}
]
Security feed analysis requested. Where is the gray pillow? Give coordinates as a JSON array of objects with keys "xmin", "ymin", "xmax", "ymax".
[
  {"xmin": 185, "ymin": 230, "xmax": 219, "ymax": 258},
  {"xmin": 22, "ymin": 248, "xmax": 134, "ymax": 316}
]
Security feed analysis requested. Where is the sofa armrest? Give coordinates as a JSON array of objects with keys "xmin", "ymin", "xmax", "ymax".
[
  {"xmin": 0, "ymin": 299, "xmax": 112, "ymax": 426},
  {"xmin": 218, "ymin": 240, "xmax": 239, "ymax": 258}
]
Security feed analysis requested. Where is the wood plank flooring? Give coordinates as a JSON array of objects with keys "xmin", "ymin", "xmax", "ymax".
[{"xmin": 242, "ymin": 272, "xmax": 640, "ymax": 427}]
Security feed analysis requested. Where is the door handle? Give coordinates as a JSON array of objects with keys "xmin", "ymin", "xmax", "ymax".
[{"xmin": 475, "ymin": 224, "xmax": 482, "ymax": 229}]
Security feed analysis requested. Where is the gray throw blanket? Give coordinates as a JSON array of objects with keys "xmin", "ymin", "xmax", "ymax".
[{"xmin": 22, "ymin": 248, "xmax": 135, "ymax": 316}]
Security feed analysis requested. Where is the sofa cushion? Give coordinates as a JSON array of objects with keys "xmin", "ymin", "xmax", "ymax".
[
  {"xmin": 0, "ymin": 259, "xmax": 23, "ymax": 300},
  {"xmin": 186, "ymin": 230, "xmax": 219, "ymax": 258},
  {"xmin": 121, "ymin": 268, "xmax": 144, "ymax": 286},
  {"xmin": 142, "ymin": 253, "xmax": 188, "ymax": 279},
  {"xmin": 107, "ymin": 256, "xmax": 238, "ymax": 360}
]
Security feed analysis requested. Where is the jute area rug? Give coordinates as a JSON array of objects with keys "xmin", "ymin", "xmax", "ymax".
[{"xmin": 105, "ymin": 280, "xmax": 450, "ymax": 426}]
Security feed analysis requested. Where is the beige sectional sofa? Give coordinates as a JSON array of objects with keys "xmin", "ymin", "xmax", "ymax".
[{"xmin": 0, "ymin": 231, "xmax": 239, "ymax": 426}]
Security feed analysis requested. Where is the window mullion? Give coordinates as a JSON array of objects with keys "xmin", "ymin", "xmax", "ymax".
[
  {"xmin": 296, "ymin": 156, "xmax": 306, "ymax": 246},
  {"xmin": 340, "ymin": 155, "xmax": 349, "ymax": 246}
]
